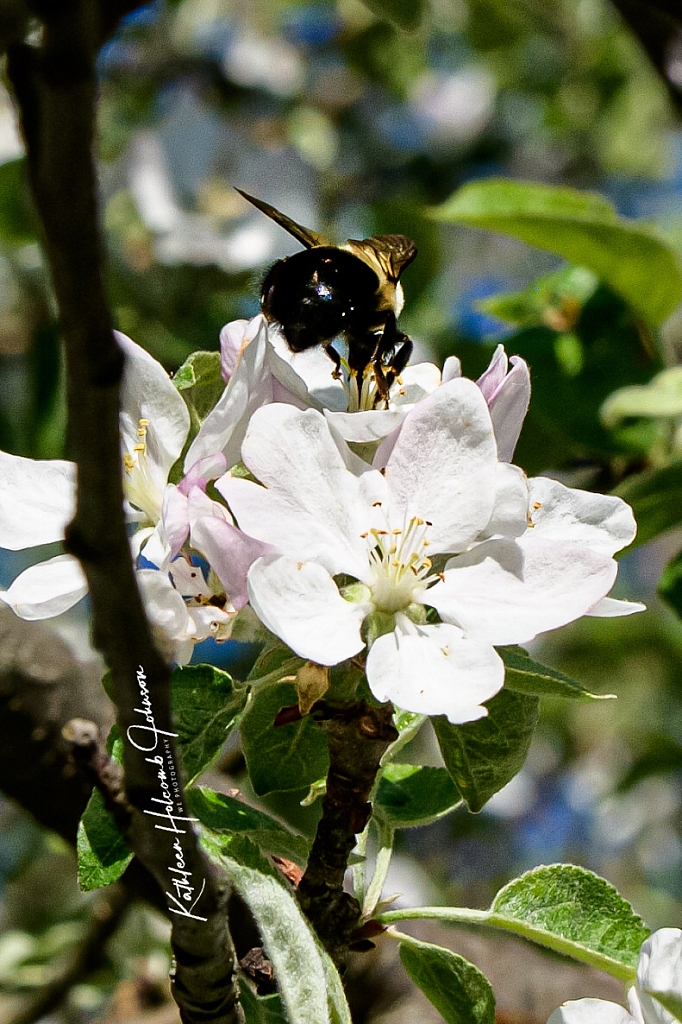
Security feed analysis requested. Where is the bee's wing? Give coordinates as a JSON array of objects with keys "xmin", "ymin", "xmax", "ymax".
[
  {"xmin": 235, "ymin": 188, "xmax": 331, "ymax": 248},
  {"xmin": 347, "ymin": 234, "xmax": 418, "ymax": 281}
]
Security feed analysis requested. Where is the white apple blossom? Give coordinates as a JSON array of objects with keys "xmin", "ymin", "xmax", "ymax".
[
  {"xmin": 193, "ymin": 313, "xmax": 531, "ymax": 465},
  {"xmin": 547, "ymin": 929, "xmax": 682, "ymax": 1024},
  {"xmin": 217, "ymin": 376, "xmax": 640, "ymax": 723},
  {"xmin": 0, "ymin": 332, "xmax": 263, "ymax": 654}
]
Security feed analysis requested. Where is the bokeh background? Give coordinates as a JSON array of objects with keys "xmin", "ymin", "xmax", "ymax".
[{"xmin": 1, "ymin": 0, "xmax": 682, "ymax": 1021}]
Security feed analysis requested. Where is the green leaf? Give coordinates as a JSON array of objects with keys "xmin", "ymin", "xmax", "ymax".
[
  {"xmin": 615, "ymin": 462, "xmax": 682, "ymax": 548},
  {"xmin": 432, "ymin": 689, "xmax": 539, "ymax": 812},
  {"xmin": 432, "ymin": 179, "xmax": 682, "ymax": 326},
  {"xmin": 491, "ymin": 865, "xmax": 649, "ymax": 973},
  {"xmin": 479, "ymin": 265, "xmax": 599, "ymax": 328},
  {"xmin": 186, "ymin": 787, "xmax": 310, "ymax": 865},
  {"xmin": 77, "ymin": 788, "xmax": 132, "ymax": 892},
  {"xmin": 170, "ymin": 665, "xmax": 248, "ymax": 785},
  {"xmin": 376, "ymin": 765, "xmax": 461, "ymax": 828},
  {"xmin": 499, "ymin": 647, "xmax": 613, "ymax": 701},
  {"xmin": 658, "ymin": 549, "xmax": 682, "ymax": 619},
  {"xmin": 203, "ymin": 834, "xmax": 338, "ymax": 1024},
  {"xmin": 358, "ymin": 0, "xmax": 427, "ymax": 32},
  {"xmin": 241, "ymin": 680, "xmax": 329, "ymax": 796},
  {"xmin": 173, "ymin": 350, "xmax": 225, "ymax": 421},
  {"xmin": 247, "ymin": 644, "xmax": 304, "ymax": 685},
  {"xmin": 399, "ymin": 936, "xmax": 495, "ymax": 1024},
  {"xmin": 240, "ymin": 985, "xmax": 287, "ymax": 1024},
  {"xmin": 602, "ymin": 366, "xmax": 682, "ymax": 425}
]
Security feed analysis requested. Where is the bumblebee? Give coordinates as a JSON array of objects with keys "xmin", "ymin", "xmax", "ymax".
[{"xmin": 236, "ymin": 189, "xmax": 417, "ymax": 406}]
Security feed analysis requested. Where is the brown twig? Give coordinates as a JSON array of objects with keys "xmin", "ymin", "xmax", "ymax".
[
  {"xmin": 297, "ymin": 701, "xmax": 398, "ymax": 959},
  {"xmin": 5, "ymin": 5, "xmax": 242, "ymax": 1021}
]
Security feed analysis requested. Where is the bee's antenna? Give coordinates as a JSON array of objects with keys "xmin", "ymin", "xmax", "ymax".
[{"xmin": 235, "ymin": 188, "xmax": 331, "ymax": 249}]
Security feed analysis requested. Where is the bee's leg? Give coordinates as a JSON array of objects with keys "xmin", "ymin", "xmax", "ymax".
[
  {"xmin": 388, "ymin": 336, "xmax": 412, "ymax": 380},
  {"xmin": 324, "ymin": 343, "xmax": 343, "ymax": 380}
]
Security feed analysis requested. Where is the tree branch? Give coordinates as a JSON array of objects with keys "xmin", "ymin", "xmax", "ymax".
[
  {"xmin": 297, "ymin": 701, "xmax": 397, "ymax": 959},
  {"xmin": 5, "ymin": 6, "xmax": 242, "ymax": 1021}
]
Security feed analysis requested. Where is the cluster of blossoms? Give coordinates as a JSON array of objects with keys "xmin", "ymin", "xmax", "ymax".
[
  {"xmin": 0, "ymin": 315, "xmax": 643, "ymax": 721},
  {"xmin": 548, "ymin": 929, "xmax": 682, "ymax": 1024}
]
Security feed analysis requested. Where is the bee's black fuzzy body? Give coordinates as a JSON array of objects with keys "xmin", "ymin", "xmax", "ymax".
[
  {"xmin": 261, "ymin": 246, "xmax": 385, "ymax": 373},
  {"xmin": 237, "ymin": 188, "xmax": 417, "ymax": 404}
]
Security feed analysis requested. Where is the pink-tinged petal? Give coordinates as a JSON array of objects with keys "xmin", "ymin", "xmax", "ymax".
[
  {"xmin": 0, "ymin": 555, "xmax": 87, "ymax": 619},
  {"xmin": 179, "ymin": 452, "xmax": 228, "ymax": 496},
  {"xmin": 162, "ymin": 485, "xmax": 189, "ymax": 558},
  {"xmin": 366, "ymin": 618, "xmax": 504, "ymax": 723},
  {"xmin": 547, "ymin": 999, "xmax": 637, "ymax": 1024},
  {"xmin": 0, "ymin": 452, "xmax": 75, "ymax": 550},
  {"xmin": 527, "ymin": 477, "xmax": 637, "ymax": 556},
  {"xmin": 219, "ymin": 317, "xmax": 261, "ymax": 383},
  {"xmin": 186, "ymin": 485, "xmax": 231, "ymax": 527},
  {"xmin": 587, "ymin": 597, "xmax": 646, "ymax": 617},
  {"xmin": 383, "ymin": 377, "xmax": 498, "ymax": 554},
  {"xmin": 191, "ymin": 517, "xmax": 275, "ymax": 609},
  {"xmin": 488, "ymin": 355, "xmax": 531, "ymax": 462},
  {"xmin": 429, "ymin": 537, "xmax": 618, "ymax": 646},
  {"xmin": 247, "ymin": 554, "xmax": 368, "ymax": 665},
  {"xmin": 476, "ymin": 344, "xmax": 509, "ymax": 402},
  {"xmin": 184, "ymin": 315, "xmax": 273, "ymax": 472},
  {"xmin": 483, "ymin": 462, "xmax": 529, "ymax": 539},
  {"xmin": 636, "ymin": 928, "xmax": 682, "ymax": 1024},
  {"xmin": 116, "ymin": 331, "xmax": 190, "ymax": 488}
]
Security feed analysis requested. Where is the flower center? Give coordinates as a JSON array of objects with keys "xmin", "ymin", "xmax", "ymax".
[
  {"xmin": 362, "ymin": 509, "xmax": 438, "ymax": 614},
  {"xmin": 123, "ymin": 418, "xmax": 163, "ymax": 524}
]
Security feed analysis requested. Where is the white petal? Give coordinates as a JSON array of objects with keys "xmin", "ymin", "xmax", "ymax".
[
  {"xmin": 0, "ymin": 555, "xmax": 87, "ymax": 619},
  {"xmin": 268, "ymin": 327, "xmax": 345, "ymax": 410},
  {"xmin": 324, "ymin": 408, "xmax": 406, "ymax": 443},
  {"xmin": 587, "ymin": 597, "xmax": 646, "ymax": 617},
  {"xmin": 442, "ymin": 355, "xmax": 462, "ymax": 382},
  {"xmin": 391, "ymin": 361, "xmax": 442, "ymax": 404},
  {"xmin": 528, "ymin": 477, "xmax": 637, "ymax": 556},
  {"xmin": 483, "ymin": 462, "xmax": 529, "ymax": 539},
  {"xmin": 547, "ymin": 999, "xmax": 636, "ymax": 1024},
  {"xmin": 183, "ymin": 314, "xmax": 273, "ymax": 472},
  {"xmin": 247, "ymin": 554, "xmax": 368, "ymax": 665},
  {"xmin": 430, "ymin": 537, "xmax": 618, "ymax": 645},
  {"xmin": 222, "ymin": 405, "xmax": 373, "ymax": 576},
  {"xmin": 137, "ymin": 569, "xmax": 194, "ymax": 661},
  {"xmin": 487, "ymin": 355, "xmax": 531, "ymax": 462},
  {"xmin": 366, "ymin": 619, "xmax": 503, "ymax": 723},
  {"xmin": 636, "ymin": 928, "xmax": 682, "ymax": 1024},
  {"xmin": 0, "ymin": 452, "xmax": 75, "ymax": 549},
  {"xmin": 384, "ymin": 377, "xmax": 497, "ymax": 553},
  {"xmin": 117, "ymin": 331, "xmax": 190, "ymax": 489}
]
